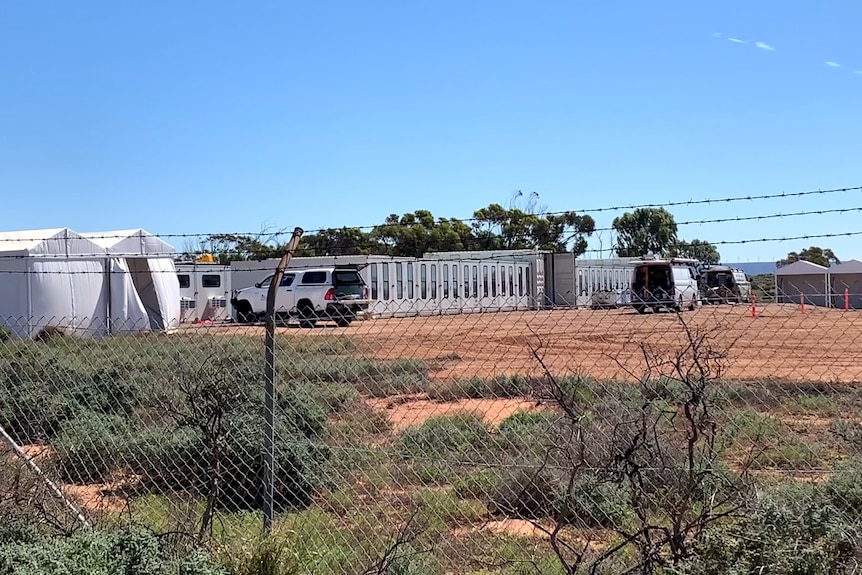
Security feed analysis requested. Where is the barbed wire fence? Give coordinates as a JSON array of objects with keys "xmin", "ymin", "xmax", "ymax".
[{"xmin": 2, "ymin": 202, "xmax": 862, "ymax": 573}]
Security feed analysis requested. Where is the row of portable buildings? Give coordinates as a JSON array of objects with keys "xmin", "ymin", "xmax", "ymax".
[
  {"xmin": 176, "ymin": 251, "xmax": 643, "ymax": 320},
  {"xmin": 4, "ymin": 227, "xmax": 861, "ymax": 339}
]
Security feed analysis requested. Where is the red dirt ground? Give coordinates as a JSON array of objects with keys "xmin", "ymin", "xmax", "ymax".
[{"xmin": 185, "ymin": 304, "xmax": 862, "ymax": 384}]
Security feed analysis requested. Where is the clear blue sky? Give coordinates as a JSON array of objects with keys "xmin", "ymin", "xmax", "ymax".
[{"xmin": 2, "ymin": 1, "xmax": 860, "ymax": 262}]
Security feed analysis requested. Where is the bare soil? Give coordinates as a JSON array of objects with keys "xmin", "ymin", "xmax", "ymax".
[
  {"xmin": 365, "ymin": 396, "xmax": 538, "ymax": 431},
  {"xmin": 185, "ymin": 304, "xmax": 862, "ymax": 383}
]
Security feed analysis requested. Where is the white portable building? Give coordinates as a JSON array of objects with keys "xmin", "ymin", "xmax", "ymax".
[
  {"xmin": 81, "ymin": 229, "xmax": 182, "ymax": 332},
  {"xmin": 775, "ymin": 260, "xmax": 830, "ymax": 307},
  {"xmin": 830, "ymin": 259, "xmax": 862, "ymax": 309},
  {"xmin": 175, "ymin": 261, "xmax": 232, "ymax": 322}
]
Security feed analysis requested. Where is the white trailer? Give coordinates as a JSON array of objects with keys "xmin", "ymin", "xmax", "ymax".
[{"xmin": 176, "ymin": 261, "xmax": 232, "ymax": 323}]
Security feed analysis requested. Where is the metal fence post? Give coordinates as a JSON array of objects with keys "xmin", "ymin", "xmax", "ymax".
[{"xmin": 263, "ymin": 227, "xmax": 304, "ymax": 533}]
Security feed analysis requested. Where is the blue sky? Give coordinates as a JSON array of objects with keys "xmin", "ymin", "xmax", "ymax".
[{"xmin": 1, "ymin": 0, "xmax": 860, "ymax": 262}]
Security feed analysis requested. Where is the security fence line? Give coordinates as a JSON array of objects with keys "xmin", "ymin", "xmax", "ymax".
[{"xmin": 2, "ymin": 297, "xmax": 862, "ymax": 574}]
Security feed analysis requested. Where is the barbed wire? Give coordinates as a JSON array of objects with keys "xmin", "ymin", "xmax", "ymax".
[
  {"xmin": 2, "ymin": 184, "xmax": 860, "ymax": 243},
  {"xmin": 0, "ymin": 228, "xmax": 858, "ymax": 272}
]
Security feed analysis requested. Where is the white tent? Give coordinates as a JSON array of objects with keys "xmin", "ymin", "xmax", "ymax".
[
  {"xmin": 81, "ymin": 229, "xmax": 181, "ymax": 333},
  {"xmin": 775, "ymin": 260, "xmax": 830, "ymax": 307},
  {"xmin": 0, "ymin": 228, "xmax": 113, "ymax": 339}
]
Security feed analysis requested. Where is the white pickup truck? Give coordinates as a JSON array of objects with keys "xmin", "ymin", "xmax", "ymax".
[{"xmin": 230, "ymin": 265, "xmax": 372, "ymax": 327}]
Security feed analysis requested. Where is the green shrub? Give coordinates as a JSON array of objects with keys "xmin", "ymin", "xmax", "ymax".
[
  {"xmin": 53, "ymin": 413, "xmax": 130, "ymax": 484},
  {"xmin": 554, "ymin": 474, "xmax": 631, "ymax": 529},
  {"xmin": 682, "ymin": 481, "xmax": 862, "ymax": 575},
  {"xmin": 427, "ymin": 375, "xmax": 533, "ymax": 400},
  {"xmin": 0, "ymin": 526, "xmax": 226, "ymax": 575},
  {"xmin": 397, "ymin": 412, "xmax": 493, "ymax": 459},
  {"xmin": 487, "ymin": 467, "xmax": 556, "ymax": 519},
  {"xmin": 498, "ymin": 409, "xmax": 558, "ymax": 443},
  {"xmin": 824, "ymin": 457, "xmax": 862, "ymax": 518},
  {"xmin": 125, "ymin": 416, "xmax": 329, "ymax": 513},
  {"xmin": 453, "ymin": 468, "xmax": 503, "ymax": 500}
]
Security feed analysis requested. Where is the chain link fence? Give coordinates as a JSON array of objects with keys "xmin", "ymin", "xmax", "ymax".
[{"xmin": 2, "ymin": 294, "xmax": 862, "ymax": 574}]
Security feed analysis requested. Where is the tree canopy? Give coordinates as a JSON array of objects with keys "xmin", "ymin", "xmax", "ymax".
[
  {"xmin": 668, "ymin": 239, "xmax": 721, "ymax": 265},
  {"xmin": 777, "ymin": 246, "xmax": 840, "ymax": 268},
  {"xmin": 612, "ymin": 208, "xmax": 679, "ymax": 258},
  {"xmin": 187, "ymin": 202, "xmax": 730, "ymax": 266},
  {"xmin": 194, "ymin": 202, "xmax": 595, "ymax": 262}
]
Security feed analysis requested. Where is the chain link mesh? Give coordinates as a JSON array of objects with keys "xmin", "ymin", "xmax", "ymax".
[{"xmin": 2, "ymin": 283, "xmax": 862, "ymax": 574}]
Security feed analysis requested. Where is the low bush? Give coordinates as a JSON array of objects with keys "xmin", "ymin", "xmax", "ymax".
[
  {"xmin": 497, "ymin": 409, "xmax": 557, "ymax": 443},
  {"xmin": 486, "ymin": 467, "xmax": 557, "ymax": 519},
  {"xmin": 453, "ymin": 468, "xmax": 503, "ymax": 500},
  {"xmin": 485, "ymin": 466, "xmax": 632, "ymax": 528},
  {"xmin": 681, "ymin": 480, "xmax": 862, "ymax": 575},
  {"xmin": 52, "ymin": 413, "xmax": 130, "ymax": 484},
  {"xmin": 0, "ymin": 526, "xmax": 226, "ymax": 575},
  {"xmin": 426, "ymin": 375, "xmax": 533, "ymax": 400},
  {"xmin": 397, "ymin": 412, "xmax": 494, "ymax": 460}
]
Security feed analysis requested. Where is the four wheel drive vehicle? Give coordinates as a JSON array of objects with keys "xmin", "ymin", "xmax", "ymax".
[
  {"xmin": 699, "ymin": 265, "xmax": 752, "ymax": 304},
  {"xmin": 230, "ymin": 265, "xmax": 372, "ymax": 327},
  {"xmin": 629, "ymin": 258, "xmax": 700, "ymax": 314}
]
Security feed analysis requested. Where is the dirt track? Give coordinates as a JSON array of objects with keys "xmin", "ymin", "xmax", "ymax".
[{"xmin": 184, "ymin": 304, "xmax": 862, "ymax": 383}]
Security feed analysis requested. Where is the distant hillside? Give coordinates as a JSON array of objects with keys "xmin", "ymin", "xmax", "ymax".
[{"xmin": 723, "ymin": 262, "xmax": 776, "ymax": 276}]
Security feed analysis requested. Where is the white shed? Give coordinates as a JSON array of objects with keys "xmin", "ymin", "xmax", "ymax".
[
  {"xmin": 0, "ymin": 228, "xmax": 139, "ymax": 339},
  {"xmin": 81, "ymin": 229, "xmax": 182, "ymax": 332},
  {"xmin": 775, "ymin": 260, "xmax": 830, "ymax": 307},
  {"xmin": 830, "ymin": 259, "xmax": 862, "ymax": 309}
]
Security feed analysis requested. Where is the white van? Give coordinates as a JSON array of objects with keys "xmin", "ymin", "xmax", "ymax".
[{"xmin": 629, "ymin": 258, "xmax": 700, "ymax": 313}]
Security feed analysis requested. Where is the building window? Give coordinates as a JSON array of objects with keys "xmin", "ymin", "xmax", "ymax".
[
  {"xmin": 420, "ymin": 264, "xmax": 427, "ymax": 299},
  {"xmin": 407, "ymin": 262, "xmax": 414, "ymax": 299},
  {"xmin": 501, "ymin": 267, "xmax": 507, "ymax": 296},
  {"xmin": 518, "ymin": 267, "xmax": 524, "ymax": 297},
  {"xmin": 178, "ymin": 274, "xmax": 191, "ymax": 289},
  {"xmin": 452, "ymin": 265, "xmax": 459, "ymax": 298},
  {"xmin": 202, "ymin": 274, "xmax": 221, "ymax": 288},
  {"xmin": 370, "ymin": 263, "xmax": 379, "ymax": 300},
  {"xmin": 483, "ymin": 265, "xmax": 489, "ymax": 297},
  {"xmin": 430, "ymin": 264, "xmax": 437, "ymax": 300},
  {"xmin": 396, "ymin": 263, "xmax": 404, "ymax": 299},
  {"xmin": 526, "ymin": 268, "xmax": 532, "ymax": 296},
  {"xmin": 382, "ymin": 264, "xmax": 390, "ymax": 300},
  {"xmin": 472, "ymin": 265, "xmax": 479, "ymax": 298},
  {"xmin": 443, "ymin": 264, "xmax": 449, "ymax": 299},
  {"xmin": 490, "ymin": 266, "xmax": 497, "ymax": 297},
  {"xmin": 509, "ymin": 266, "xmax": 514, "ymax": 296}
]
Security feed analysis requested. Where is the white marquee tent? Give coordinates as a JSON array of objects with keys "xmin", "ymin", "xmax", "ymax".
[
  {"xmin": 0, "ymin": 227, "xmax": 182, "ymax": 339},
  {"xmin": 81, "ymin": 229, "xmax": 181, "ymax": 333},
  {"xmin": 0, "ymin": 228, "xmax": 113, "ymax": 338}
]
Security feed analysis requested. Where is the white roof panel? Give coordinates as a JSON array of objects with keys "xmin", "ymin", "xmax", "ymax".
[
  {"xmin": 80, "ymin": 229, "xmax": 176, "ymax": 257},
  {"xmin": 0, "ymin": 228, "xmax": 105, "ymax": 257},
  {"xmin": 774, "ymin": 259, "xmax": 829, "ymax": 276}
]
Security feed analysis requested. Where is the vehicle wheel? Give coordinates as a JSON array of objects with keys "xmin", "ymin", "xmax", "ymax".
[
  {"xmin": 297, "ymin": 303, "xmax": 317, "ymax": 328},
  {"xmin": 635, "ymin": 304, "xmax": 648, "ymax": 314},
  {"xmin": 235, "ymin": 302, "xmax": 256, "ymax": 323},
  {"xmin": 329, "ymin": 307, "xmax": 354, "ymax": 327}
]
